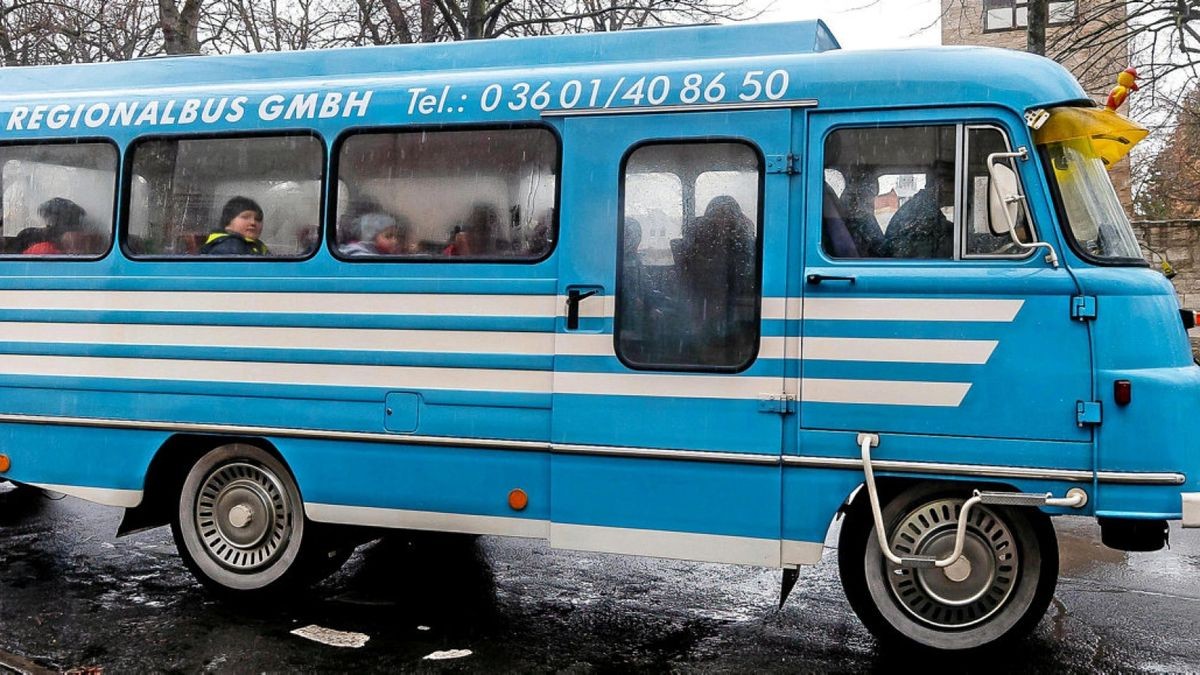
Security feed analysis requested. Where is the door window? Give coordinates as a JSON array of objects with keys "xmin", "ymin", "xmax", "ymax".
[{"xmin": 617, "ymin": 142, "xmax": 762, "ymax": 371}]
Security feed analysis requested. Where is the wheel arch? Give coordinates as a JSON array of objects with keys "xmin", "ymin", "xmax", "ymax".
[{"xmin": 118, "ymin": 434, "xmax": 287, "ymax": 537}]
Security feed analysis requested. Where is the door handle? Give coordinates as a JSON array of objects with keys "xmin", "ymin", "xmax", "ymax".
[
  {"xmin": 807, "ymin": 274, "xmax": 856, "ymax": 285},
  {"xmin": 566, "ymin": 288, "xmax": 599, "ymax": 330}
]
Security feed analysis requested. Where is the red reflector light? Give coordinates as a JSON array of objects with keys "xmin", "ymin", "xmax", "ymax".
[{"xmin": 1114, "ymin": 380, "xmax": 1132, "ymax": 406}]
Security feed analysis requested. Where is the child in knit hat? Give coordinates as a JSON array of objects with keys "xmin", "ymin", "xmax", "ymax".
[{"xmin": 340, "ymin": 212, "xmax": 408, "ymax": 257}]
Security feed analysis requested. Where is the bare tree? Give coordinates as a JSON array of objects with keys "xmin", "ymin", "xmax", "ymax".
[
  {"xmin": 1027, "ymin": 0, "xmax": 1047, "ymax": 54},
  {"xmin": 157, "ymin": 0, "xmax": 201, "ymax": 54}
]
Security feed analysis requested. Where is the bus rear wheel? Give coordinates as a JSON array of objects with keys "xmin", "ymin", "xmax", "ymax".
[
  {"xmin": 171, "ymin": 443, "xmax": 348, "ymax": 595},
  {"xmin": 838, "ymin": 483, "xmax": 1058, "ymax": 651}
]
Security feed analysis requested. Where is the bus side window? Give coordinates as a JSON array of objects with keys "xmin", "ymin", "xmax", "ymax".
[
  {"xmin": 334, "ymin": 127, "xmax": 558, "ymax": 261},
  {"xmin": 617, "ymin": 142, "xmax": 761, "ymax": 372},
  {"xmin": 0, "ymin": 143, "xmax": 117, "ymax": 258},
  {"xmin": 126, "ymin": 134, "xmax": 323, "ymax": 258},
  {"xmin": 822, "ymin": 125, "xmax": 957, "ymax": 259}
]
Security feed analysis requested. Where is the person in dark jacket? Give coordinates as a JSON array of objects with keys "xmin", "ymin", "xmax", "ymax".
[{"xmin": 200, "ymin": 196, "xmax": 269, "ymax": 255}]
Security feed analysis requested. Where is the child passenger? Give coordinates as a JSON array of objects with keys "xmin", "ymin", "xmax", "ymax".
[
  {"xmin": 200, "ymin": 196, "xmax": 269, "ymax": 255},
  {"xmin": 340, "ymin": 213, "xmax": 408, "ymax": 257}
]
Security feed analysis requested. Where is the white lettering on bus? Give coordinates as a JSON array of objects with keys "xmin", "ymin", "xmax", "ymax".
[{"xmin": 285, "ymin": 93, "xmax": 317, "ymax": 120}]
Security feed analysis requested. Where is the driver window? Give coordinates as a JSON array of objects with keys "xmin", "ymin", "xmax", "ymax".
[{"xmin": 822, "ymin": 125, "xmax": 957, "ymax": 259}]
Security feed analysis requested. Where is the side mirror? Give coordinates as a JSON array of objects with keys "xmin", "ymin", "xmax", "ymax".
[
  {"xmin": 987, "ymin": 162, "xmax": 1020, "ymax": 236},
  {"xmin": 985, "ymin": 148, "xmax": 1059, "ymax": 268}
]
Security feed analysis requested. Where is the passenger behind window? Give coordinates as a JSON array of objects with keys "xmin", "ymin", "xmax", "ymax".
[
  {"xmin": 200, "ymin": 196, "xmax": 269, "ymax": 256},
  {"xmin": 840, "ymin": 167, "xmax": 888, "ymax": 257},
  {"xmin": 340, "ymin": 213, "xmax": 410, "ymax": 257},
  {"xmin": 822, "ymin": 184, "xmax": 859, "ymax": 258},
  {"xmin": 23, "ymin": 198, "xmax": 91, "ymax": 255},
  {"xmin": 676, "ymin": 196, "xmax": 757, "ymax": 361},
  {"xmin": 885, "ymin": 163, "xmax": 955, "ymax": 259},
  {"xmin": 526, "ymin": 210, "xmax": 554, "ymax": 257},
  {"xmin": 443, "ymin": 204, "xmax": 499, "ymax": 257}
]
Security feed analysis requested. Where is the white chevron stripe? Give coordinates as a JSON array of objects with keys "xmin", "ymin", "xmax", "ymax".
[
  {"xmin": 802, "ymin": 378, "xmax": 971, "ymax": 407},
  {"xmin": 805, "ymin": 297, "xmax": 1023, "ymax": 322},
  {"xmin": 801, "ymin": 337, "xmax": 997, "ymax": 364}
]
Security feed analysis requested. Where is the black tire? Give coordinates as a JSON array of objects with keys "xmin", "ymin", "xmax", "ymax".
[
  {"xmin": 838, "ymin": 482, "xmax": 1058, "ymax": 651},
  {"xmin": 171, "ymin": 443, "xmax": 347, "ymax": 595}
]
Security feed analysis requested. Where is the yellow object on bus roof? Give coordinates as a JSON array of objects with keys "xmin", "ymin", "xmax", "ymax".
[{"xmin": 1033, "ymin": 106, "xmax": 1149, "ymax": 168}]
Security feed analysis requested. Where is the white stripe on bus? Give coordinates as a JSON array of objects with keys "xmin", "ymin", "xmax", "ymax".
[
  {"xmin": 28, "ymin": 483, "xmax": 142, "ymax": 507},
  {"xmin": 0, "ymin": 322, "xmax": 555, "ymax": 355},
  {"xmin": 801, "ymin": 337, "xmax": 998, "ymax": 364},
  {"xmin": 804, "ymin": 297, "xmax": 1023, "ymax": 322},
  {"xmin": 801, "ymin": 378, "xmax": 971, "ymax": 407},
  {"xmin": 0, "ymin": 353, "xmax": 972, "ymax": 406},
  {"xmin": 0, "ymin": 290, "xmax": 556, "ymax": 317},
  {"xmin": 0, "ymin": 291, "xmax": 1020, "ymax": 323},
  {"xmin": 550, "ymin": 522, "xmax": 788, "ymax": 567}
]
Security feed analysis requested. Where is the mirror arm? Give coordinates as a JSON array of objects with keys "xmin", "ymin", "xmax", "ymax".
[{"xmin": 986, "ymin": 149, "xmax": 1059, "ymax": 268}]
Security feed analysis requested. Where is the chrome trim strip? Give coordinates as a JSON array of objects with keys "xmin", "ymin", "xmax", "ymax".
[
  {"xmin": 782, "ymin": 455, "xmax": 1186, "ymax": 486},
  {"xmin": 0, "ymin": 412, "xmax": 1185, "ymax": 486},
  {"xmin": 541, "ymin": 99, "xmax": 818, "ymax": 117},
  {"xmin": 553, "ymin": 442, "xmax": 778, "ymax": 465}
]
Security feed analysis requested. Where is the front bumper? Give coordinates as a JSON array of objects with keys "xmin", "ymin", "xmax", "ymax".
[{"xmin": 1184, "ymin": 493, "xmax": 1200, "ymax": 528}]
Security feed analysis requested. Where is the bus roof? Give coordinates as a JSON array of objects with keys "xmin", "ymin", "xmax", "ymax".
[{"xmin": 0, "ymin": 20, "xmax": 1089, "ymax": 115}]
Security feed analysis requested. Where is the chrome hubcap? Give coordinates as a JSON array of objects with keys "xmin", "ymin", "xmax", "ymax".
[
  {"xmin": 886, "ymin": 498, "xmax": 1019, "ymax": 628},
  {"xmin": 195, "ymin": 462, "xmax": 291, "ymax": 572}
]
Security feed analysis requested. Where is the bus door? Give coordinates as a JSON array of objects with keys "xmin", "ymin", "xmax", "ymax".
[
  {"xmin": 549, "ymin": 109, "xmax": 794, "ymax": 566},
  {"xmin": 795, "ymin": 112, "xmax": 1093, "ymax": 479}
]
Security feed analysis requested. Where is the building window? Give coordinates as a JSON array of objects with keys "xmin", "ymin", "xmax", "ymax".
[{"xmin": 984, "ymin": 0, "xmax": 1076, "ymax": 32}]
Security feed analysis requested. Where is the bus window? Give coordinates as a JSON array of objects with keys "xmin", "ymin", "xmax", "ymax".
[
  {"xmin": 617, "ymin": 142, "xmax": 761, "ymax": 372},
  {"xmin": 0, "ymin": 143, "xmax": 116, "ymax": 258},
  {"xmin": 823, "ymin": 125, "xmax": 957, "ymax": 259},
  {"xmin": 965, "ymin": 126, "xmax": 1033, "ymax": 256},
  {"xmin": 334, "ymin": 127, "xmax": 558, "ymax": 260},
  {"xmin": 126, "ymin": 135, "xmax": 323, "ymax": 258}
]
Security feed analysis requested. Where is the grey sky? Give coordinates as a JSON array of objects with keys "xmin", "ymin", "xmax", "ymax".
[{"xmin": 745, "ymin": 1, "xmax": 942, "ymax": 49}]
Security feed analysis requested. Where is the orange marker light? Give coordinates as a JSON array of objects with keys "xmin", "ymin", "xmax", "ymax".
[
  {"xmin": 508, "ymin": 488, "xmax": 529, "ymax": 511},
  {"xmin": 0, "ymin": 454, "xmax": 10, "ymax": 473}
]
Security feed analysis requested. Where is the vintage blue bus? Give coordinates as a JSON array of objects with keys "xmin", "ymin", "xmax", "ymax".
[{"xmin": 0, "ymin": 19, "xmax": 1194, "ymax": 651}]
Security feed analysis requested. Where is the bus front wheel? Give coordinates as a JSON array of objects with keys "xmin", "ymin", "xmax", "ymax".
[
  {"xmin": 838, "ymin": 483, "xmax": 1058, "ymax": 651},
  {"xmin": 171, "ymin": 443, "xmax": 348, "ymax": 595}
]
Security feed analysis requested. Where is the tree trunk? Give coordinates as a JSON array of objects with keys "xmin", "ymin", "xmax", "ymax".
[
  {"xmin": 158, "ymin": 0, "xmax": 200, "ymax": 54},
  {"xmin": 1026, "ymin": 0, "xmax": 1047, "ymax": 55}
]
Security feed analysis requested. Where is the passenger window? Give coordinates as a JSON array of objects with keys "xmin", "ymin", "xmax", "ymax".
[
  {"xmin": 965, "ymin": 126, "xmax": 1032, "ymax": 256},
  {"xmin": 0, "ymin": 143, "xmax": 116, "ymax": 258},
  {"xmin": 822, "ymin": 126, "xmax": 957, "ymax": 259},
  {"xmin": 335, "ymin": 127, "xmax": 558, "ymax": 260},
  {"xmin": 617, "ymin": 142, "xmax": 761, "ymax": 371},
  {"xmin": 127, "ymin": 135, "xmax": 323, "ymax": 258}
]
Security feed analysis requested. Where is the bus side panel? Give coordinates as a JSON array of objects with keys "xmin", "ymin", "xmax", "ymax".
[
  {"xmin": 549, "ymin": 455, "xmax": 782, "ymax": 566},
  {"xmin": 0, "ymin": 423, "xmax": 164, "ymax": 504},
  {"xmin": 284, "ymin": 439, "xmax": 551, "ymax": 535}
]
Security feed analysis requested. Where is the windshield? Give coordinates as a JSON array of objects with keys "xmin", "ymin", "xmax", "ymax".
[{"xmin": 1044, "ymin": 137, "xmax": 1142, "ymax": 261}]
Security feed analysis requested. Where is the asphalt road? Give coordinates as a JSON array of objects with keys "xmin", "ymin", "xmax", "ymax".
[{"xmin": 1, "ymin": 483, "xmax": 1199, "ymax": 672}]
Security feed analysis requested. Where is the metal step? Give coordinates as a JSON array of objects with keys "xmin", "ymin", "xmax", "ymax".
[{"xmin": 977, "ymin": 491, "xmax": 1053, "ymax": 507}]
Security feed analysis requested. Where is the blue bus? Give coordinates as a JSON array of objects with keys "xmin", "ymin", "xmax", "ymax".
[{"xmin": 0, "ymin": 19, "xmax": 1194, "ymax": 651}]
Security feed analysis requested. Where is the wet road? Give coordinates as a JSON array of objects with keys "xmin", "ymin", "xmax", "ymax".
[{"xmin": 2, "ymin": 483, "xmax": 1199, "ymax": 673}]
